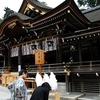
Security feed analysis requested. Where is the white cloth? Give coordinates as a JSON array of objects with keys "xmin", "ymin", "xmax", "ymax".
[
  {"xmin": 43, "ymin": 73, "xmax": 50, "ymax": 83},
  {"xmin": 35, "ymin": 72, "xmax": 58, "ymax": 91},
  {"xmin": 49, "ymin": 72, "xmax": 58, "ymax": 91},
  {"xmin": 35, "ymin": 72, "xmax": 43, "ymax": 87}
]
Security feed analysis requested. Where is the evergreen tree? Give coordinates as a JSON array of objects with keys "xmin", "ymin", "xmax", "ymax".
[
  {"xmin": 41, "ymin": 1, "xmax": 47, "ymax": 5},
  {"xmin": 77, "ymin": 0, "xmax": 100, "ymax": 7}
]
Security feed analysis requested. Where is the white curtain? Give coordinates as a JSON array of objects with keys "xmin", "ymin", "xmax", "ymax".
[{"xmin": 11, "ymin": 47, "xmax": 19, "ymax": 57}]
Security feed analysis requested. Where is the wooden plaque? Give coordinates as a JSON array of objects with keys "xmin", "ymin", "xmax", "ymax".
[{"xmin": 34, "ymin": 49, "xmax": 46, "ymax": 65}]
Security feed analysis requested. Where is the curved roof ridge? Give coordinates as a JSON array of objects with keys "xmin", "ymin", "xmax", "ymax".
[
  {"xmin": 82, "ymin": 5, "xmax": 100, "ymax": 14},
  {"xmin": 3, "ymin": 12, "xmax": 32, "ymax": 21},
  {"xmin": 29, "ymin": 0, "xmax": 52, "ymax": 10}
]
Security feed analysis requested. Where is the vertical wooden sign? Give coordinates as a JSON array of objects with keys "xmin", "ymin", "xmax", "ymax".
[
  {"xmin": 34, "ymin": 49, "xmax": 45, "ymax": 65},
  {"xmin": 34, "ymin": 49, "xmax": 46, "ymax": 75}
]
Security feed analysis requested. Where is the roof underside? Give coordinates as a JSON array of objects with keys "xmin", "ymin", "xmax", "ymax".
[{"xmin": 0, "ymin": 0, "xmax": 93, "ymax": 49}]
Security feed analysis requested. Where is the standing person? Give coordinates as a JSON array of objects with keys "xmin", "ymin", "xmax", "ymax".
[
  {"xmin": 7, "ymin": 69, "xmax": 28, "ymax": 100},
  {"xmin": 30, "ymin": 82, "xmax": 51, "ymax": 100},
  {"xmin": 14, "ymin": 69, "xmax": 28, "ymax": 100}
]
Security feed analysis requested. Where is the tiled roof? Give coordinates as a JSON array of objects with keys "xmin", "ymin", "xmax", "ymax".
[
  {"xmin": 30, "ymin": 0, "xmax": 52, "ymax": 10},
  {"xmin": 4, "ymin": 12, "xmax": 32, "ymax": 20},
  {"xmin": 82, "ymin": 5, "xmax": 100, "ymax": 22}
]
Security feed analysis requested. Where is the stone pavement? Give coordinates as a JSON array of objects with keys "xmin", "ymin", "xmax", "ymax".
[
  {"xmin": 0, "ymin": 86, "xmax": 32, "ymax": 100},
  {"xmin": 0, "ymin": 86, "xmax": 11, "ymax": 100},
  {"xmin": 78, "ymin": 94, "xmax": 100, "ymax": 100},
  {"xmin": 60, "ymin": 92, "xmax": 100, "ymax": 100},
  {"xmin": 60, "ymin": 92, "xmax": 84, "ymax": 100},
  {"xmin": 0, "ymin": 85, "xmax": 100, "ymax": 100}
]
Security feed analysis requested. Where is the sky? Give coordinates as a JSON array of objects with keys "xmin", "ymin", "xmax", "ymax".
[{"xmin": 0, "ymin": 0, "xmax": 78, "ymax": 18}]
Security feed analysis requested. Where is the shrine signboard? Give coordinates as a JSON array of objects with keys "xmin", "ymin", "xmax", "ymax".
[
  {"xmin": 34, "ymin": 49, "xmax": 46, "ymax": 65},
  {"xmin": 34, "ymin": 49, "xmax": 46, "ymax": 75}
]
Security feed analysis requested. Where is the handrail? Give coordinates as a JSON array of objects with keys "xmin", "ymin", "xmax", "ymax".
[
  {"xmin": 0, "ymin": 67, "xmax": 7, "ymax": 73},
  {"xmin": 0, "ymin": 60, "xmax": 100, "ymax": 74},
  {"xmin": 28, "ymin": 60, "xmax": 100, "ymax": 73}
]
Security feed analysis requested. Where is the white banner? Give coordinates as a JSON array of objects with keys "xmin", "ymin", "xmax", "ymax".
[{"xmin": 11, "ymin": 47, "xmax": 19, "ymax": 57}]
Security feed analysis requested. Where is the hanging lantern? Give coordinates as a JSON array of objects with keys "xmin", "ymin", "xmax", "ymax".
[
  {"xmin": 46, "ymin": 40, "xmax": 53, "ymax": 47},
  {"xmin": 67, "ymin": 70, "xmax": 71, "ymax": 76},
  {"xmin": 31, "ymin": 44, "xmax": 37, "ymax": 50},
  {"xmin": 70, "ymin": 45, "xmax": 76, "ymax": 51}
]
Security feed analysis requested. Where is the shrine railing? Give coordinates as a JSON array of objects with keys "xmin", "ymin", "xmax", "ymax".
[
  {"xmin": 28, "ymin": 60, "xmax": 100, "ymax": 74},
  {"xmin": 0, "ymin": 67, "xmax": 7, "ymax": 73},
  {"xmin": 28, "ymin": 63, "xmax": 65, "ymax": 74}
]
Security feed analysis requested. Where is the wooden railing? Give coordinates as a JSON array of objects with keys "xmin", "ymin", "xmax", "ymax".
[
  {"xmin": 67, "ymin": 60, "xmax": 100, "ymax": 73},
  {"xmin": 0, "ymin": 60, "xmax": 100, "ymax": 74},
  {"xmin": 28, "ymin": 60, "xmax": 100, "ymax": 74},
  {"xmin": 28, "ymin": 63, "xmax": 65, "ymax": 73},
  {"xmin": 0, "ymin": 67, "xmax": 7, "ymax": 73}
]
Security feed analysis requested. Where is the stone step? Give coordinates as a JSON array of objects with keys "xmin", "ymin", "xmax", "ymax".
[
  {"xmin": 60, "ymin": 92, "xmax": 84, "ymax": 100},
  {"xmin": 78, "ymin": 95, "xmax": 100, "ymax": 100}
]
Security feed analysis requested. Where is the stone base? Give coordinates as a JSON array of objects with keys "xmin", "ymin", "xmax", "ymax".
[
  {"xmin": 56, "ymin": 82, "xmax": 66, "ymax": 93},
  {"xmin": 78, "ymin": 94, "xmax": 100, "ymax": 100},
  {"xmin": 60, "ymin": 92, "xmax": 84, "ymax": 100}
]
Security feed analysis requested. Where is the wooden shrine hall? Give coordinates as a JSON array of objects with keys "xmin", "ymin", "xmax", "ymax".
[{"xmin": 1, "ymin": 0, "xmax": 100, "ymax": 94}]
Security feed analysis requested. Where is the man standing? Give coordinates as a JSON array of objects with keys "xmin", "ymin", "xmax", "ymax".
[
  {"xmin": 14, "ymin": 69, "xmax": 28, "ymax": 100},
  {"xmin": 8, "ymin": 69, "xmax": 28, "ymax": 100}
]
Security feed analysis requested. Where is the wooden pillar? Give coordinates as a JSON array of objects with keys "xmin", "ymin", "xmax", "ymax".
[
  {"xmin": 97, "ymin": 39, "xmax": 100, "ymax": 59},
  {"xmin": 78, "ymin": 43, "xmax": 82, "ymax": 62},
  {"xmin": 7, "ymin": 49, "xmax": 11, "ymax": 71},
  {"xmin": 3, "ymin": 55, "xmax": 6, "ymax": 67},
  {"xmin": 65, "ymin": 74, "xmax": 69, "ymax": 92},
  {"xmin": 56, "ymin": 45, "xmax": 59, "ymax": 63},
  {"xmin": 18, "ymin": 45, "xmax": 22, "ymax": 71},
  {"xmin": 39, "ymin": 64, "xmax": 42, "ymax": 76},
  {"xmin": 90, "ymin": 41, "xmax": 93, "ymax": 60},
  {"xmin": 56, "ymin": 38, "xmax": 62, "ymax": 63},
  {"xmin": 59, "ymin": 39, "xmax": 62, "ymax": 63}
]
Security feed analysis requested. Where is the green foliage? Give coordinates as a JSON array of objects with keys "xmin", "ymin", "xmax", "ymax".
[
  {"xmin": 80, "ymin": 8, "xmax": 87, "ymax": 11},
  {"xmin": 41, "ymin": 1, "xmax": 47, "ymax": 5},
  {"xmin": 0, "ymin": 18, "xmax": 2, "ymax": 22},
  {"xmin": 77, "ymin": 0, "xmax": 100, "ymax": 7}
]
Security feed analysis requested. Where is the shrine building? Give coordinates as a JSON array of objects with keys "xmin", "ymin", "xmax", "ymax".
[{"xmin": 0, "ymin": 0, "xmax": 100, "ymax": 93}]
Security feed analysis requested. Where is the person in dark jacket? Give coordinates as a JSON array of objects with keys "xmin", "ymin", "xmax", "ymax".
[{"xmin": 30, "ymin": 82, "xmax": 51, "ymax": 100}]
